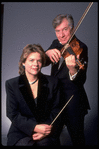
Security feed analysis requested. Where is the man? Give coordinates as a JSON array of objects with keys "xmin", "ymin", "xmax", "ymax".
[{"xmin": 45, "ymin": 14, "xmax": 90, "ymax": 146}]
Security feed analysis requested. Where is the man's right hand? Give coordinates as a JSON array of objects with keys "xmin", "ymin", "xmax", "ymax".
[{"xmin": 46, "ymin": 49, "xmax": 61, "ymax": 63}]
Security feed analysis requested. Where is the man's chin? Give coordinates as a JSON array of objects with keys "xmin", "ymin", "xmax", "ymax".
[
  {"xmin": 61, "ymin": 41, "xmax": 67, "ymax": 45},
  {"xmin": 59, "ymin": 39, "xmax": 68, "ymax": 45}
]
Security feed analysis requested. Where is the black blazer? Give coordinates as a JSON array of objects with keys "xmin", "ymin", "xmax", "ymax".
[
  {"xmin": 46, "ymin": 36, "xmax": 90, "ymax": 115},
  {"xmin": 6, "ymin": 73, "xmax": 62, "ymax": 146}
]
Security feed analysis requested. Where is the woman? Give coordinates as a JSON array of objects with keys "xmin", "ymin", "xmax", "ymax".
[{"xmin": 6, "ymin": 44, "xmax": 62, "ymax": 146}]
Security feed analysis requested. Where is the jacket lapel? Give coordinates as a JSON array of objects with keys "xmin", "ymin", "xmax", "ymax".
[
  {"xmin": 37, "ymin": 73, "xmax": 49, "ymax": 121},
  {"xmin": 18, "ymin": 74, "xmax": 49, "ymax": 122},
  {"xmin": 19, "ymin": 75, "xmax": 37, "ymax": 116},
  {"xmin": 51, "ymin": 39, "xmax": 70, "ymax": 77},
  {"xmin": 52, "ymin": 60, "xmax": 66, "ymax": 77}
]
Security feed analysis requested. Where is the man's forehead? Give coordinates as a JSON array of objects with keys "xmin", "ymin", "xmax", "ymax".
[{"xmin": 55, "ymin": 19, "xmax": 69, "ymax": 30}]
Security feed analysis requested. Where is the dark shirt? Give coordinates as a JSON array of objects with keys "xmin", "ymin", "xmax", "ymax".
[
  {"xmin": 46, "ymin": 36, "xmax": 88, "ymax": 84},
  {"xmin": 45, "ymin": 36, "xmax": 90, "ymax": 115}
]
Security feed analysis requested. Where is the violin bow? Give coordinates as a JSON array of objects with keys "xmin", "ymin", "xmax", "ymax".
[
  {"xmin": 51, "ymin": 95, "xmax": 74, "ymax": 125},
  {"xmin": 61, "ymin": 2, "xmax": 93, "ymax": 55}
]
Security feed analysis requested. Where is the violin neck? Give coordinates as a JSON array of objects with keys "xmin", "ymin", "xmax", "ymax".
[{"xmin": 75, "ymin": 58, "xmax": 85, "ymax": 70}]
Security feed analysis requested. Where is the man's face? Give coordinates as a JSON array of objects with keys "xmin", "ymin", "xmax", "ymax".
[{"xmin": 55, "ymin": 18, "xmax": 73, "ymax": 45}]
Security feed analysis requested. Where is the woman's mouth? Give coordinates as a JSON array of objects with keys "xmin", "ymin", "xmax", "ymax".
[{"xmin": 32, "ymin": 67, "xmax": 39, "ymax": 71}]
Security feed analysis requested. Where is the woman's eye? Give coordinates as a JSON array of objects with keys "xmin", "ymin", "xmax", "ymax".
[
  {"xmin": 38, "ymin": 60, "xmax": 42, "ymax": 63},
  {"xmin": 30, "ymin": 59, "xmax": 33, "ymax": 62}
]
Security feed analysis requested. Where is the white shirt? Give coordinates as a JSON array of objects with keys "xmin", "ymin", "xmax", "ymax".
[{"xmin": 69, "ymin": 71, "xmax": 78, "ymax": 80}]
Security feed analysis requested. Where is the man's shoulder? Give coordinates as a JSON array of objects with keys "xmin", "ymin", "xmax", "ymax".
[
  {"xmin": 76, "ymin": 37, "xmax": 88, "ymax": 50},
  {"xmin": 50, "ymin": 39, "xmax": 63, "ymax": 50},
  {"xmin": 51, "ymin": 39, "xmax": 59, "ymax": 47},
  {"xmin": 52, "ymin": 39, "xmax": 59, "ymax": 44}
]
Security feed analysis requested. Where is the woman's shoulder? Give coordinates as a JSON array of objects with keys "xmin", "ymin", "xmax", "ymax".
[{"xmin": 6, "ymin": 76, "xmax": 20, "ymax": 85}]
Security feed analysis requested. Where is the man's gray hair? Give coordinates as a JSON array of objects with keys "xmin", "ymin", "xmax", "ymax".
[{"xmin": 52, "ymin": 14, "xmax": 74, "ymax": 30}]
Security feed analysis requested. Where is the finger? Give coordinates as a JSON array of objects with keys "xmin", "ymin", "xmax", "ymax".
[
  {"xmin": 65, "ymin": 55, "xmax": 76, "ymax": 66},
  {"xmin": 54, "ymin": 49, "xmax": 61, "ymax": 61},
  {"xmin": 33, "ymin": 133, "xmax": 45, "ymax": 140},
  {"xmin": 46, "ymin": 130, "xmax": 51, "ymax": 135},
  {"xmin": 65, "ymin": 55, "xmax": 72, "ymax": 63},
  {"xmin": 51, "ymin": 49, "xmax": 61, "ymax": 63},
  {"xmin": 49, "ymin": 125, "xmax": 52, "ymax": 128},
  {"xmin": 50, "ymin": 56, "xmax": 56, "ymax": 63},
  {"xmin": 46, "ymin": 50, "xmax": 56, "ymax": 63},
  {"xmin": 69, "ymin": 55, "xmax": 76, "ymax": 63},
  {"xmin": 52, "ymin": 54, "xmax": 59, "ymax": 63},
  {"xmin": 33, "ymin": 133, "xmax": 42, "ymax": 140},
  {"xmin": 33, "ymin": 133, "xmax": 39, "ymax": 139},
  {"xmin": 46, "ymin": 125, "xmax": 52, "ymax": 129},
  {"xmin": 33, "ymin": 133, "xmax": 38, "ymax": 137},
  {"xmin": 33, "ymin": 136, "xmax": 39, "ymax": 140},
  {"xmin": 71, "ymin": 55, "xmax": 75, "ymax": 60},
  {"xmin": 33, "ymin": 134, "xmax": 38, "ymax": 140},
  {"xmin": 54, "ymin": 49, "xmax": 61, "ymax": 58},
  {"xmin": 77, "ymin": 54, "xmax": 80, "ymax": 59}
]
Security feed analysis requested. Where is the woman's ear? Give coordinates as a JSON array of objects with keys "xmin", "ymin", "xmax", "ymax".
[
  {"xmin": 23, "ymin": 64, "xmax": 25, "ymax": 66},
  {"xmin": 22, "ymin": 63, "xmax": 25, "ymax": 68}
]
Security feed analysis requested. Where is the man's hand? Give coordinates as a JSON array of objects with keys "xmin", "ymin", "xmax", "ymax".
[
  {"xmin": 46, "ymin": 49, "xmax": 61, "ymax": 63},
  {"xmin": 65, "ymin": 55, "xmax": 80, "ymax": 76}
]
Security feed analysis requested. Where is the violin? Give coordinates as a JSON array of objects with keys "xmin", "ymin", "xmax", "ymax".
[
  {"xmin": 60, "ymin": 2, "xmax": 93, "ymax": 70},
  {"xmin": 61, "ymin": 36, "xmax": 85, "ymax": 70}
]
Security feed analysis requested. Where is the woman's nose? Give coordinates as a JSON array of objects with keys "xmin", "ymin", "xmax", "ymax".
[{"xmin": 33, "ymin": 60, "xmax": 38, "ymax": 65}]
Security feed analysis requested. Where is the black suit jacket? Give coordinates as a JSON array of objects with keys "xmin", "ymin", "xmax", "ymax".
[
  {"xmin": 46, "ymin": 36, "xmax": 90, "ymax": 115},
  {"xmin": 6, "ymin": 73, "xmax": 62, "ymax": 146}
]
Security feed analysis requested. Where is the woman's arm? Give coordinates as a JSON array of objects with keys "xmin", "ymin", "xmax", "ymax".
[
  {"xmin": 6, "ymin": 80, "xmax": 38, "ymax": 136},
  {"xmin": 32, "ymin": 124, "xmax": 52, "ymax": 140}
]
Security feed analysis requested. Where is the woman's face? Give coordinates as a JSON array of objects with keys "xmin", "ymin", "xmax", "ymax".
[{"xmin": 23, "ymin": 52, "xmax": 42, "ymax": 77}]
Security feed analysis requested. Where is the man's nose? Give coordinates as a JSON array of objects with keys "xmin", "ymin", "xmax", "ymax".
[{"xmin": 60, "ymin": 31, "xmax": 65, "ymax": 38}]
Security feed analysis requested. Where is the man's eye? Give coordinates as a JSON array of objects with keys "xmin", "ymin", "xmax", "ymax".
[
  {"xmin": 55, "ymin": 30, "xmax": 60, "ymax": 33},
  {"xmin": 64, "ymin": 28, "xmax": 68, "ymax": 31}
]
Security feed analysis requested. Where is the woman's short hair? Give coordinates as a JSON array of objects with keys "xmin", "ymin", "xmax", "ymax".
[
  {"xmin": 19, "ymin": 44, "xmax": 46, "ymax": 75},
  {"xmin": 52, "ymin": 14, "xmax": 74, "ymax": 30}
]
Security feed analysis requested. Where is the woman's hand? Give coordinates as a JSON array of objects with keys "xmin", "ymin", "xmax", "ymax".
[
  {"xmin": 33, "ymin": 124, "xmax": 52, "ymax": 141},
  {"xmin": 32, "ymin": 132, "xmax": 46, "ymax": 140},
  {"xmin": 34, "ymin": 124, "xmax": 52, "ymax": 135}
]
